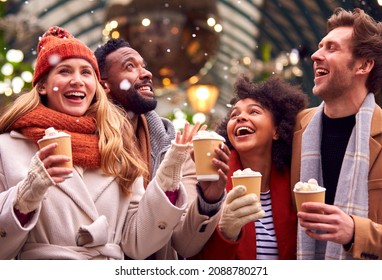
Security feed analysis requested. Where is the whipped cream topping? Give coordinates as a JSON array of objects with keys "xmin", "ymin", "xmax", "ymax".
[
  {"xmin": 39, "ymin": 127, "xmax": 71, "ymax": 140},
  {"xmin": 192, "ymin": 130, "xmax": 225, "ymax": 141}
]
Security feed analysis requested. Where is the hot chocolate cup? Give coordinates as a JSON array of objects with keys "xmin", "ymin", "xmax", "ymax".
[
  {"xmin": 192, "ymin": 136, "xmax": 225, "ymax": 181},
  {"xmin": 38, "ymin": 128, "xmax": 73, "ymax": 178},
  {"xmin": 294, "ymin": 189, "xmax": 326, "ymax": 213},
  {"xmin": 231, "ymin": 174, "xmax": 262, "ymax": 198}
]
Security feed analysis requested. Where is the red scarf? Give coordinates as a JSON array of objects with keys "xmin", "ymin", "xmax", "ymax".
[{"xmin": 11, "ymin": 104, "xmax": 101, "ymax": 168}]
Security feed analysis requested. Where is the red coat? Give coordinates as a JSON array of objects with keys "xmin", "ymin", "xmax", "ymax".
[{"xmin": 191, "ymin": 150, "xmax": 297, "ymax": 259}]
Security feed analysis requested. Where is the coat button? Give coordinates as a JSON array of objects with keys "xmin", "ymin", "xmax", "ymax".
[
  {"xmin": 158, "ymin": 222, "xmax": 167, "ymax": 230},
  {"xmin": 0, "ymin": 228, "xmax": 6, "ymax": 238}
]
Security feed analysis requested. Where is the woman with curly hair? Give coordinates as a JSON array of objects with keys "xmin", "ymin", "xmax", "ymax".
[{"xmin": 191, "ymin": 74, "xmax": 308, "ymax": 259}]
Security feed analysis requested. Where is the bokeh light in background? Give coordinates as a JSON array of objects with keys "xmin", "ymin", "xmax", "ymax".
[
  {"xmin": 0, "ymin": 48, "xmax": 33, "ymax": 100},
  {"xmin": 102, "ymin": 0, "xmax": 221, "ymax": 90},
  {"xmin": 2, "ymin": 0, "xmax": 382, "ymax": 122}
]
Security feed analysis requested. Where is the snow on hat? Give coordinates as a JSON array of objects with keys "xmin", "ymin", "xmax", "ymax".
[{"xmin": 33, "ymin": 26, "xmax": 100, "ymax": 86}]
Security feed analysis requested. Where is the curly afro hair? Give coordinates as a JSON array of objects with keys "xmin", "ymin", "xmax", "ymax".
[{"xmin": 215, "ymin": 74, "xmax": 308, "ymax": 171}]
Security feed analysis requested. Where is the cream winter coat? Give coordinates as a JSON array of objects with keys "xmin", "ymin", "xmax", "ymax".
[{"xmin": 0, "ymin": 131, "xmax": 220, "ymax": 260}]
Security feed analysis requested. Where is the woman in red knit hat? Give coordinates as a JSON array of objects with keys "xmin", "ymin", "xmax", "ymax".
[
  {"xmin": 191, "ymin": 74, "xmax": 308, "ymax": 259},
  {"xmin": 0, "ymin": 26, "xmax": 229, "ymax": 259}
]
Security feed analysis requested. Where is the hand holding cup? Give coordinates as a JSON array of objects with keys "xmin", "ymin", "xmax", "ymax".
[{"xmin": 38, "ymin": 127, "xmax": 73, "ymax": 180}]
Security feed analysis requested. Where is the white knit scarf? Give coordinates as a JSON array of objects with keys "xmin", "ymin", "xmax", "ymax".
[{"xmin": 297, "ymin": 93, "xmax": 374, "ymax": 259}]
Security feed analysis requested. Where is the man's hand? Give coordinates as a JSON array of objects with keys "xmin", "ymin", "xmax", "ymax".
[{"xmin": 297, "ymin": 202, "xmax": 355, "ymax": 245}]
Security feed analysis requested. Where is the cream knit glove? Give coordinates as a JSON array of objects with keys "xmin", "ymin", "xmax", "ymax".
[
  {"xmin": 155, "ymin": 140, "xmax": 192, "ymax": 192},
  {"xmin": 218, "ymin": 185, "xmax": 265, "ymax": 241},
  {"xmin": 14, "ymin": 154, "xmax": 55, "ymax": 214}
]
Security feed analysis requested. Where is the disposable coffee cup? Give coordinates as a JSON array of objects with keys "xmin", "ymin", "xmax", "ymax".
[
  {"xmin": 231, "ymin": 173, "xmax": 262, "ymax": 198},
  {"xmin": 294, "ymin": 188, "xmax": 326, "ymax": 213},
  {"xmin": 38, "ymin": 127, "xmax": 73, "ymax": 178},
  {"xmin": 192, "ymin": 131, "xmax": 225, "ymax": 181}
]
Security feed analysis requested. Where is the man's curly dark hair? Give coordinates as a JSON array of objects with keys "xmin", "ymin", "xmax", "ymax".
[
  {"xmin": 215, "ymin": 74, "xmax": 308, "ymax": 172},
  {"xmin": 94, "ymin": 38, "xmax": 131, "ymax": 79}
]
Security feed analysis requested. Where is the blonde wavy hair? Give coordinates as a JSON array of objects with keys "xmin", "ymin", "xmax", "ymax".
[{"xmin": 0, "ymin": 74, "xmax": 148, "ymax": 195}]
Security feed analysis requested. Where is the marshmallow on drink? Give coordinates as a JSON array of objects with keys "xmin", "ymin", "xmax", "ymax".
[
  {"xmin": 231, "ymin": 168, "xmax": 262, "ymax": 197},
  {"xmin": 293, "ymin": 178, "xmax": 326, "ymax": 192},
  {"xmin": 293, "ymin": 178, "xmax": 326, "ymax": 212},
  {"xmin": 233, "ymin": 168, "xmax": 261, "ymax": 177}
]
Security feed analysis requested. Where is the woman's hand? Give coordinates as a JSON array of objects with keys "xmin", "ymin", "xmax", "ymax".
[
  {"xmin": 156, "ymin": 122, "xmax": 206, "ymax": 193},
  {"xmin": 175, "ymin": 122, "xmax": 207, "ymax": 145},
  {"xmin": 14, "ymin": 143, "xmax": 72, "ymax": 214},
  {"xmin": 219, "ymin": 185, "xmax": 265, "ymax": 241}
]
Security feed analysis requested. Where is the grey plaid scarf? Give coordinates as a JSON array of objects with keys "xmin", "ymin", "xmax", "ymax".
[{"xmin": 297, "ymin": 93, "xmax": 374, "ymax": 259}]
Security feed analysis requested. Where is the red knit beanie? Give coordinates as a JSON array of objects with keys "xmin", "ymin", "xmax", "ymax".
[{"xmin": 32, "ymin": 26, "xmax": 100, "ymax": 86}]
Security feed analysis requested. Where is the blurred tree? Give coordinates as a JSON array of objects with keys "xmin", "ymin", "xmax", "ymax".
[{"xmin": 0, "ymin": 1, "xmax": 33, "ymax": 112}]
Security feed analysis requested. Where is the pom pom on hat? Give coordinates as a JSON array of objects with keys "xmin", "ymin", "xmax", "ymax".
[{"xmin": 32, "ymin": 26, "xmax": 100, "ymax": 86}]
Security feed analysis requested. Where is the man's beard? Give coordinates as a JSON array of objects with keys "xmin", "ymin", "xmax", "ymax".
[
  {"xmin": 120, "ymin": 88, "xmax": 157, "ymax": 115},
  {"xmin": 314, "ymin": 61, "xmax": 355, "ymax": 102}
]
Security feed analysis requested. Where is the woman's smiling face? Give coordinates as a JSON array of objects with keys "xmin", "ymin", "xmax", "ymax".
[
  {"xmin": 39, "ymin": 58, "xmax": 97, "ymax": 116},
  {"xmin": 227, "ymin": 98, "xmax": 278, "ymax": 155}
]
